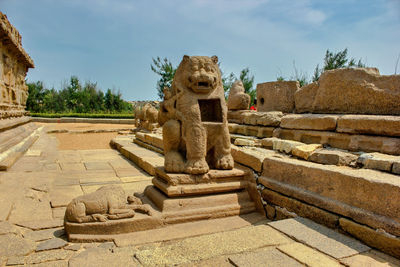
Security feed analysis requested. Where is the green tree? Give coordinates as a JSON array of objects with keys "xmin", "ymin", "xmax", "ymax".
[
  {"xmin": 26, "ymin": 81, "xmax": 46, "ymax": 112},
  {"xmin": 239, "ymin": 68, "xmax": 256, "ymax": 106},
  {"xmin": 222, "ymin": 71, "xmax": 236, "ymax": 96},
  {"xmin": 312, "ymin": 48, "xmax": 366, "ymax": 81},
  {"xmin": 151, "ymin": 57, "xmax": 176, "ymax": 99}
]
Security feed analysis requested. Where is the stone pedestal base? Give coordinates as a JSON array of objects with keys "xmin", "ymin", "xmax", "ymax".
[
  {"xmin": 145, "ymin": 167, "xmax": 256, "ymax": 224},
  {"xmin": 65, "ymin": 168, "xmax": 256, "ymax": 242}
]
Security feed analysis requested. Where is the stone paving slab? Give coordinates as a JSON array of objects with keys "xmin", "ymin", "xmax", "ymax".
[
  {"xmin": 59, "ymin": 162, "xmax": 86, "ymax": 171},
  {"xmin": 79, "ymin": 176, "xmax": 121, "ymax": 185},
  {"xmin": 278, "ymin": 242, "xmax": 342, "ymax": 267},
  {"xmin": 50, "ymin": 185, "xmax": 83, "ymax": 208},
  {"xmin": 23, "ymin": 227, "xmax": 64, "ymax": 242},
  {"xmin": 25, "ymin": 249, "xmax": 73, "ymax": 265},
  {"xmin": 339, "ymin": 250, "xmax": 400, "ymax": 266},
  {"xmin": 0, "ymin": 234, "xmax": 36, "ymax": 257},
  {"xmin": 269, "ymin": 217, "xmax": 370, "ymax": 259},
  {"xmin": 84, "ymin": 161, "xmax": 113, "ymax": 171},
  {"xmin": 114, "ymin": 213, "xmax": 267, "ymax": 247},
  {"xmin": 68, "ymin": 247, "xmax": 140, "ymax": 267},
  {"xmin": 228, "ymin": 247, "xmax": 303, "ymax": 267},
  {"xmin": 134, "ymin": 224, "xmax": 292, "ymax": 266},
  {"xmin": 15, "ymin": 219, "xmax": 64, "ymax": 230},
  {"xmin": 120, "ymin": 175, "xmax": 151, "ymax": 183}
]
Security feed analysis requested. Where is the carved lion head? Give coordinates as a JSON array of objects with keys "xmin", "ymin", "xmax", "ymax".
[{"xmin": 174, "ymin": 55, "xmax": 221, "ymax": 94}]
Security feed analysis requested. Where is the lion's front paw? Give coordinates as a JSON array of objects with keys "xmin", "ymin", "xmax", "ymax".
[
  {"xmin": 215, "ymin": 154, "xmax": 234, "ymax": 170},
  {"xmin": 185, "ymin": 158, "xmax": 209, "ymax": 174},
  {"xmin": 165, "ymin": 151, "xmax": 185, "ymax": 173},
  {"xmin": 92, "ymin": 214, "xmax": 107, "ymax": 222}
]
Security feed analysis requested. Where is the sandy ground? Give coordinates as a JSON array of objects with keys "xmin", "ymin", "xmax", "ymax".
[
  {"xmin": 37, "ymin": 122, "xmax": 135, "ymax": 150},
  {"xmin": 37, "ymin": 122, "xmax": 135, "ymax": 131},
  {"xmin": 54, "ymin": 132, "xmax": 119, "ymax": 150}
]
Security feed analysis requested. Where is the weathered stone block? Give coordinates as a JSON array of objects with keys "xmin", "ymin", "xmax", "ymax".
[
  {"xmin": 291, "ymin": 144, "xmax": 322, "ymax": 160},
  {"xmin": 281, "ymin": 114, "xmax": 338, "ymax": 131},
  {"xmin": 233, "ymin": 138, "xmax": 255, "ymax": 146},
  {"xmin": 393, "ymin": 162, "xmax": 400, "ymax": 175},
  {"xmin": 309, "ymin": 149, "xmax": 358, "ymax": 166},
  {"xmin": 295, "ymin": 68, "xmax": 400, "ymax": 115},
  {"xmin": 261, "ymin": 156, "xmax": 400, "ymax": 236},
  {"xmin": 358, "ymin": 152, "xmax": 400, "ymax": 172},
  {"xmin": 262, "ymin": 188, "xmax": 339, "ymax": 229},
  {"xmin": 231, "ymin": 145, "xmax": 274, "ymax": 172},
  {"xmin": 257, "ymin": 81, "xmax": 299, "ymax": 112},
  {"xmin": 273, "ymin": 139, "xmax": 304, "ymax": 154},
  {"xmin": 269, "ymin": 217, "xmax": 370, "ymax": 259},
  {"xmin": 339, "ymin": 218, "xmax": 400, "ymax": 258},
  {"xmin": 337, "ymin": 115, "xmax": 400, "ymax": 137}
]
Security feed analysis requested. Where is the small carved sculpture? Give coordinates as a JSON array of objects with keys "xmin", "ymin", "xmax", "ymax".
[
  {"xmin": 159, "ymin": 55, "xmax": 234, "ymax": 174},
  {"xmin": 144, "ymin": 103, "xmax": 158, "ymax": 124},
  {"xmin": 227, "ymin": 80, "xmax": 250, "ymax": 110},
  {"xmin": 65, "ymin": 185, "xmax": 152, "ymax": 223}
]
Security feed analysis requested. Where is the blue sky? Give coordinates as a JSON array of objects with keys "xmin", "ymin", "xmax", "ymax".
[{"xmin": 2, "ymin": 0, "xmax": 399, "ymax": 100}]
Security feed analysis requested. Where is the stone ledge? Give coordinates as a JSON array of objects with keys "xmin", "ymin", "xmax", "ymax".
[
  {"xmin": 280, "ymin": 114, "xmax": 338, "ymax": 131},
  {"xmin": 275, "ymin": 128, "xmax": 400, "ymax": 155},
  {"xmin": 0, "ymin": 116, "xmax": 31, "ymax": 132},
  {"xmin": 228, "ymin": 110, "xmax": 283, "ymax": 126},
  {"xmin": 260, "ymin": 155, "xmax": 400, "ymax": 237},
  {"xmin": 337, "ymin": 115, "xmax": 400, "ymax": 137},
  {"xmin": 339, "ymin": 218, "xmax": 400, "ymax": 258}
]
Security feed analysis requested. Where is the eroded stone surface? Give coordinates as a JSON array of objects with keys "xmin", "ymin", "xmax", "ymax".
[
  {"xmin": 0, "ymin": 234, "xmax": 36, "ymax": 257},
  {"xmin": 337, "ymin": 115, "xmax": 400, "ymax": 137},
  {"xmin": 36, "ymin": 238, "xmax": 68, "ymax": 252},
  {"xmin": 229, "ymin": 247, "xmax": 303, "ymax": 267},
  {"xmin": 295, "ymin": 68, "xmax": 400, "ymax": 115},
  {"xmin": 134, "ymin": 225, "xmax": 292, "ymax": 266},
  {"xmin": 292, "ymin": 144, "xmax": 322, "ymax": 160},
  {"xmin": 281, "ymin": 114, "xmax": 338, "ymax": 131},
  {"xmin": 309, "ymin": 149, "xmax": 358, "ymax": 166},
  {"xmin": 25, "ymin": 249, "xmax": 72, "ymax": 265},
  {"xmin": 68, "ymin": 247, "xmax": 139, "ymax": 267},
  {"xmin": 278, "ymin": 242, "xmax": 342, "ymax": 267},
  {"xmin": 339, "ymin": 218, "xmax": 400, "ymax": 258},
  {"xmin": 257, "ymin": 81, "xmax": 299, "ymax": 113},
  {"xmin": 340, "ymin": 250, "xmax": 400, "ymax": 267}
]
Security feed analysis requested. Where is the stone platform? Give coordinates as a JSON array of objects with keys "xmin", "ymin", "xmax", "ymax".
[{"xmin": 1, "ymin": 122, "xmax": 400, "ymax": 265}]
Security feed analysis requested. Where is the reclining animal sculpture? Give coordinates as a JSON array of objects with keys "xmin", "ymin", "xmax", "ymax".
[{"xmin": 65, "ymin": 185, "xmax": 152, "ymax": 223}]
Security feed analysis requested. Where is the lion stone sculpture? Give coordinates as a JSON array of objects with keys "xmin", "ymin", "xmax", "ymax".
[
  {"xmin": 158, "ymin": 55, "xmax": 234, "ymax": 175},
  {"xmin": 227, "ymin": 80, "xmax": 250, "ymax": 110},
  {"xmin": 65, "ymin": 185, "xmax": 152, "ymax": 223}
]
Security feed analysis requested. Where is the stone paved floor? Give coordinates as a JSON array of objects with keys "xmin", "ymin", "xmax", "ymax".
[{"xmin": 0, "ymin": 123, "xmax": 399, "ymax": 266}]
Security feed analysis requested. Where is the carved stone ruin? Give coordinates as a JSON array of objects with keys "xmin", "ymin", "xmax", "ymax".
[
  {"xmin": 256, "ymin": 81, "xmax": 299, "ymax": 113},
  {"xmin": 227, "ymin": 80, "xmax": 250, "ymax": 110},
  {"xmin": 295, "ymin": 68, "xmax": 400, "ymax": 115},
  {"xmin": 134, "ymin": 102, "xmax": 159, "ymax": 131},
  {"xmin": 158, "ymin": 55, "xmax": 234, "ymax": 174},
  {"xmin": 0, "ymin": 12, "xmax": 34, "ymax": 119}
]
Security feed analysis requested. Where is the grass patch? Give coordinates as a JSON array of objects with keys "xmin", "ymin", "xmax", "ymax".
[{"xmin": 30, "ymin": 113, "xmax": 135, "ymax": 119}]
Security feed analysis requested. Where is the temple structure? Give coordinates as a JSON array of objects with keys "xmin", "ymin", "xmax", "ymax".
[{"xmin": 0, "ymin": 11, "xmax": 34, "ymax": 119}]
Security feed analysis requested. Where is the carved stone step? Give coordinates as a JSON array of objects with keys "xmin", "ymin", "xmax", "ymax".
[{"xmin": 145, "ymin": 186, "xmax": 255, "ymax": 224}]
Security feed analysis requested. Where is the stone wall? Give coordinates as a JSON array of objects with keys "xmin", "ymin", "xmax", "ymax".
[{"xmin": 0, "ymin": 12, "xmax": 34, "ymax": 119}]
